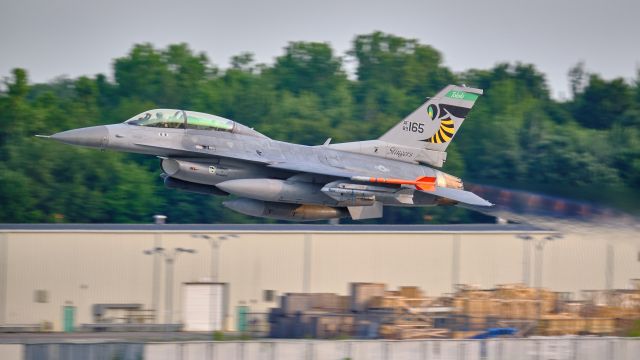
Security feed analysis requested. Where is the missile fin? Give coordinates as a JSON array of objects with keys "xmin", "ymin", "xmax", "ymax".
[{"xmin": 348, "ymin": 201, "xmax": 384, "ymax": 220}]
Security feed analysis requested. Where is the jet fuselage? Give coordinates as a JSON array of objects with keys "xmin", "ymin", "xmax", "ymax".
[{"xmin": 45, "ymin": 85, "xmax": 491, "ymax": 221}]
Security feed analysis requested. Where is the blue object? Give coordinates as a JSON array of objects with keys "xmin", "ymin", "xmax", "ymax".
[{"xmin": 470, "ymin": 327, "xmax": 518, "ymax": 339}]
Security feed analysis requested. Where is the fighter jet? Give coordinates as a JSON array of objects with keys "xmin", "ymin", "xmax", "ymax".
[{"xmin": 40, "ymin": 84, "xmax": 492, "ymax": 221}]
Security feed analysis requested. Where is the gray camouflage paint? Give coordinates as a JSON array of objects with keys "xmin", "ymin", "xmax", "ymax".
[{"xmin": 45, "ymin": 85, "xmax": 491, "ymax": 221}]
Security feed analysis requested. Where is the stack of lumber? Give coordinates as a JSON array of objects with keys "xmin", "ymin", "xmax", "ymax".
[
  {"xmin": 398, "ymin": 286, "xmax": 424, "ymax": 298},
  {"xmin": 451, "ymin": 330, "xmax": 483, "ymax": 339},
  {"xmin": 452, "ymin": 284, "xmax": 557, "ymax": 320},
  {"xmin": 559, "ymin": 301, "xmax": 584, "ymax": 315},
  {"xmin": 368, "ymin": 285, "xmax": 432, "ymax": 311},
  {"xmin": 538, "ymin": 314, "xmax": 615, "ymax": 335},
  {"xmin": 379, "ymin": 322, "xmax": 449, "ymax": 339},
  {"xmin": 310, "ymin": 314, "xmax": 355, "ymax": 338},
  {"xmin": 603, "ymin": 290, "xmax": 640, "ymax": 313},
  {"xmin": 367, "ymin": 285, "xmax": 450, "ymax": 339},
  {"xmin": 495, "ymin": 284, "xmax": 557, "ymax": 315},
  {"xmin": 580, "ymin": 287, "xmax": 640, "ymax": 320},
  {"xmin": 538, "ymin": 314, "xmax": 586, "ymax": 335},
  {"xmin": 586, "ymin": 305, "xmax": 640, "ymax": 319},
  {"xmin": 369, "ymin": 295, "xmax": 431, "ymax": 310},
  {"xmin": 310, "ymin": 293, "xmax": 350, "ymax": 312},
  {"xmin": 280, "ymin": 292, "xmax": 349, "ymax": 314},
  {"xmin": 350, "ymin": 283, "xmax": 386, "ymax": 312},
  {"xmin": 584, "ymin": 318, "xmax": 616, "ymax": 334}
]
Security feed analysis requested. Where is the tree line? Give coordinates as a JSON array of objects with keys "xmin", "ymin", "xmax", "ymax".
[{"xmin": 1, "ymin": 32, "xmax": 638, "ymax": 224}]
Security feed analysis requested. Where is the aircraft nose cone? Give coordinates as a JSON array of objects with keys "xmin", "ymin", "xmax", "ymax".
[{"xmin": 51, "ymin": 125, "xmax": 109, "ymax": 148}]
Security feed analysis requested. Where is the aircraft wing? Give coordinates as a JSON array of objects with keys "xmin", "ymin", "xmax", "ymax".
[
  {"xmin": 269, "ymin": 161, "xmax": 492, "ymax": 208},
  {"xmin": 420, "ymin": 186, "xmax": 493, "ymax": 207}
]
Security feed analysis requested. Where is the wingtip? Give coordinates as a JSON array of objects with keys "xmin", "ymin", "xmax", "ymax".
[{"xmin": 35, "ymin": 134, "xmax": 51, "ymax": 138}]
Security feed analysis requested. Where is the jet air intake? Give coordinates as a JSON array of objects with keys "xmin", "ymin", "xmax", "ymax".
[
  {"xmin": 223, "ymin": 198, "xmax": 348, "ymax": 221},
  {"xmin": 160, "ymin": 158, "xmax": 268, "ymax": 186},
  {"xmin": 163, "ymin": 176, "xmax": 228, "ymax": 196}
]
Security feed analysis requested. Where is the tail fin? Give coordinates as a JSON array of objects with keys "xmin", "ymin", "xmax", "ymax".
[{"xmin": 379, "ymin": 85, "xmax": 483, "ymax": 152}]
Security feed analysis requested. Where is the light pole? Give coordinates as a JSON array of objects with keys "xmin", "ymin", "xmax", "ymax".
[
  {"xmin": 451, "ymin": 234, "xmax": 460, "ymax": 293},
  {"xmin": 605, "ymin": 242, "xmax": 614, "ymax": 291},
  {"xmin": 303, "ymin": 234, "xmax": 312, "ymax": 293},
  {"xmin": 144, "ymin": 247, "xmax": 196, "ymax": 325},
  {"xmin": 534, "ymin": 234, "xmax": 562, "ymax": 320},
  {"xmin": 192, "ymin": 234, "xmax": 239, "ymax": 282},
  {"xmin": 150, "ymin": 214, "xmax": 166, "ymax": 323},
  {"xmin": 518, "ymin": 234, "xmax": 533, "ymax": 286}
]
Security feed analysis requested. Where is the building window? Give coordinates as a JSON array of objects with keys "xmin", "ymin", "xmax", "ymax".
[
  {"xmin": 34, "ymin": 289, "xmax": 48, "ymax": 303},
  {"xmin": 263, "ymin": 290, "xmax": 276, "ymax": 302}
]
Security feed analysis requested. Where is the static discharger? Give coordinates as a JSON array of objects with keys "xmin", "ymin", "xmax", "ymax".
[{"xmin": 351, "ymin": 176, "xmax": 436, "ymax": 191}]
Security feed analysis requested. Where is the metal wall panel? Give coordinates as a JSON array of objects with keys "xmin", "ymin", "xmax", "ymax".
[
  {"xmin": 0, "ymin": 344, "xmax": 23, "ymax": 360},
  {"xmin": 2, "ymin": 227, "xmax": 639, "ymax": 331}
]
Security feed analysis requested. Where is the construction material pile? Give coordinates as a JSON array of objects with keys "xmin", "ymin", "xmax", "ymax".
[
  {"xmin": 451, "ymin": 283, "xmax": 639, "ymax": 336},
  {"xmin": 267, "ymin": 280, "xmax": 640, "ymax": 339},
  {"xmin": 268, "ymin": 283, "xmax": 448, "ymax": 339}
]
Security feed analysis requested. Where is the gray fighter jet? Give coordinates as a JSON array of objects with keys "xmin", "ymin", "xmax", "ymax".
[{"xmin": 41, "ymin": 84, "xmax": 492, "ymax": 221}]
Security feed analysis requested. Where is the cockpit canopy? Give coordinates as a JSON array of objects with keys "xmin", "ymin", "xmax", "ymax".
[{"xmin": 125, "ymin": 109, "xmax": 235, "ymax": 132}]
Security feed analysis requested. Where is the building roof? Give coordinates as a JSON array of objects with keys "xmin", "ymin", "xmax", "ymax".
[{"xmin": 0, "ymin": 223, "xmax": 554, "ymax": 234}]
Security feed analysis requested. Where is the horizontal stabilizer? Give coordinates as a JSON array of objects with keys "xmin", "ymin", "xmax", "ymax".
[{"xmin": 426, "ymin": 186, "xmax": 493, "ymax": 207}]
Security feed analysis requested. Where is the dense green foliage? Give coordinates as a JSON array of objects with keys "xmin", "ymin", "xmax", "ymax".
[{"xmin": 0, "ymin": 32, "xmax": 638, "ymax": 224}]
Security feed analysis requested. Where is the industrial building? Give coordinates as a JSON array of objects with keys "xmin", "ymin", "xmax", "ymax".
[{"xmin": 0, "ymin": 223, "xmax": 638, "ymax": 332}]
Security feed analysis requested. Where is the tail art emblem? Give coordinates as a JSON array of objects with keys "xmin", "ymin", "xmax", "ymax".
[
  {"xmin": 422, "ymin": 104, "xmax": 470, "ymax": 144},
  {"xmin": 427, "ymin": 104, "xmax": 437, "ymax": 120},
  {"xmin": 425, "ymin": 118, "xmax": 455, "ymax": 144}
]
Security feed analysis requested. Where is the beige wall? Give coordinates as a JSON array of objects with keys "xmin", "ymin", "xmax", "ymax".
[{"xmin": 0, "ymin": 229, "xmax": 638, "ymax": 331}]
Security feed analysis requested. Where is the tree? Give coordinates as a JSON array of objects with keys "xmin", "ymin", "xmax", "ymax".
[
  {"xmin": 568, "ymin": 62, "xmax": 587, "ymax": 97},
  {"xmin": 572, "ymin": 75, "xmax": 633, "ymax": 129},
  {"xmin": 270, "ymin": 42, "xmax": 346, "ymax": 100},
  {"xmin": 0, "ymin": 34, "xmax": 638, "ymax": 223}
]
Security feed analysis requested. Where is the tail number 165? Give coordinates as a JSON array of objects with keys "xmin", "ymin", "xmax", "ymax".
[{"xmin": 402, "ymin": 121, "xmax": 424, "ymax": 133}]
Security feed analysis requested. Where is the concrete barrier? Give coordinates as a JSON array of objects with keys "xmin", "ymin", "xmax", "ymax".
[
  {"xmin": 142, "ymin": 339, "xmax": 458, "ymax": 360},
  {"xmin": 16, "ymin": 337, "xmax": 640, "ymax": 360},
  {"xmin": 486, "ymin": 337, "xmax": 640, "ymax": 360},
  {"xmin": 25, "ymin": 342, "xmax": 143, "ymax": 360}
]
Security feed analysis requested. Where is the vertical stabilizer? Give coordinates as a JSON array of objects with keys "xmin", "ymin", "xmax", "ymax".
[{"xmin": 379, "ymin": 85, "xmax": 483, "ymax": 152}]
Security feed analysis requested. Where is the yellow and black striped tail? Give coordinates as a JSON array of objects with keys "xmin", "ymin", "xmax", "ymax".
[
  {"xmin": 424, "ymin": 118, "xmax": 455, "ymax": 144},
  {"xmin": 378, "ymin": 84, "xmax": 482, "ymax": 153}
]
